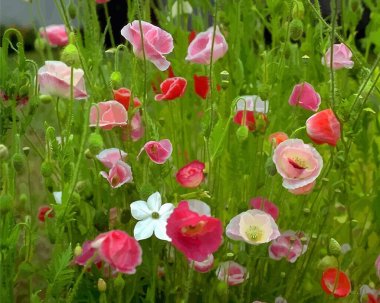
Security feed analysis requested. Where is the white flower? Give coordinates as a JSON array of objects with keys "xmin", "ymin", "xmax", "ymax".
[
  {"xmin": 171, "ymin": 1, "xmax": 193, "ymax": 18},
  {"xmin": 130, "ymin": 192, "xmax": 174, "ymax": 241}
]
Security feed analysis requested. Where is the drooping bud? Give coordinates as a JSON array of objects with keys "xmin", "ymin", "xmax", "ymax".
[
  {"xmin": 41, "ymin": 161, "xmax": 54, "ymax": 178},
  {"xmin": 87, "ymin": 132, "xmax": 104, "ymax": 155},
  {"xmin": 61, "ymin": 44, "xmax": 80, "ymax": 67},
  {"xmin": 84, "ymin": 149, "xmax": 93, "ymax": 159},
  {"xmin": 97, "ymin": 278, "xmax": 107, "ymax": 292},
  {"xmin": 236, "ymin": 125, "xmax": 249, "ymax": 142},
  {"xmin": 68, "ymin": 0, "xmax": 77, "ymax": 19},
  {"xmin": 12, "ymin": 153, "xmax": 26, "ymax": 174},
  {"xmin": 0, "ymin": 144, "xmax": 9, "ymax": 161},
  {"xmin": 289, "ymin": 19, "xmax": 304, "ymax": 41},
  {"xmin": 34, "ymin": 37, "xmax": 47, "ymax": 52},
  {"xmin": 74, "ymin": 243, "xmax": 83, "ymax": 257},
  {"xmin": 39, "ymin": 94, "xmax": 53, "ymax": 104},
  {"xmin": 328, "ymin": 238, "xmax": 342, "ymax": 257},
  {"xmin": 110, "ymin": 71, "xmax": 122, "ymax": 88}
]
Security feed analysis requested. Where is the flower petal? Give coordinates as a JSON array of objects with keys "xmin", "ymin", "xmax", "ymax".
[
  {"xmin": 147, "ymin": 192, "xmax": 162, "ymax": 212},
  {"xmin": 131, "ymin": 200, "xmax": 152, "ymax": 220},
  {"xmin": 134, "ymin": 218, "xmax": 156, "ymax": 241}
]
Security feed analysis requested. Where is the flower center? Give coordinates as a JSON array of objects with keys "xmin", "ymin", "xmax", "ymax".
[
  {"xmin": 151, "ymin": 211, "xmax": 160, "ymax": 219},
  {"xmin": 181, "ymin": 221, "xmax": 206, "ymax": 236},
  {"xmin": 245, "ymin": 225, "xmax": 263, "ymax": 242},
  {"xmin": 288, "ymin": 157, "xmax": 307, "ymax": 169},
  {"xmin": 111, "ymin": 175, "xmax": 120, "ymax": 186}
]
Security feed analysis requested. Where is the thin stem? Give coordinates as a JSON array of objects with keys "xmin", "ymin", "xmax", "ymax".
[{"xmin": 104, "ymin": 3, "xmax": 116, "ymax": 48}]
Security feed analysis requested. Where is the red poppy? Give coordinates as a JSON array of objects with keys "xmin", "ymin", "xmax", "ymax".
[
  {"xmin": 154, "ymin": 77, "xmax": 187, "ymax": 101},
  {"xmin": 306, "ymin": 109, "xmax": 341, "ymax": 146},
  {"xmin": 38, "ymin": 206, "xmax": 54, "ymax": 222},
  {"xmin": 321, "ymin": 268, "xmax": 351, "ymax": 298},
  {"xmin": 167, "ymin": 66, "xmax": 175, "ymax": 78},
  {"xmin": 188, "ymin": 31, "xmax": 196, "ymax": 44},
  {"xmin": 233, "ymin": 111, "xmax": 257, "ymax": 131},
  {"xmin": 113, "ymin": 88, "xmax": 142, "ymax": 111}
]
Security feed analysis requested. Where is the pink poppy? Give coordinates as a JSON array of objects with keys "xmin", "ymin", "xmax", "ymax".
[
  {"xmin": 154, "ymin": 77, "xmax": 187, "ymax": 101},
  {"xmin": 360, "ymin": 285, "xmax": 380, "ymax": 303},
  {"xmin": 130, "ymin": 112, "xmax": 144, "ymax": 141},
  {"xmin": 166, "ymin": 201, "xmax": 223, "ymax": 261},
  {"xmin": 38, "ymin": 61, "xmax": 87, "ymax": 100},
  {"xmin": 268, "ymin": 230, "xmax": 306, "ymax": 263},
  {"xmin": 190, "ymin": 254, "xmax": 214, "ymax": 273},
  {"xmin": 226, "ymin": 209, "xmax": 280, "ymax": 245},
  {"xmin": 89, "ymin": 101, "xmax": 128, "ymax": 130},
  {"xmin": 91, "ymin": 230, "xmax": 142, "ymax": 274},
  {"xmin": 113, "ymin": 88, "xmax": 142, "ymax": 111},
  {"xmin": 306, "ymin": 109, "xmax": 341, "ymax": 146},
  {"xmin": 100, "ymin": 160, "xmax": 133, "ymax": 188},
  {"xmin": 321, "ymin": 268, "xmax": 351, "ymax": 298},
  {"xmin": 38, "ymin": 205, "xmax": 54, "ymax": 222},
  {"xmin": 288, "ymin": 180, "xmax": 316, "ymax": 195},
  {"xmin": 273, "ymin": 139, "xmax": 323, "ymax": 190},
  {"xmin": 40, "ymin": 25, "xmax": 68, "ymax": 47},
  {"xmin": 140, "ymin": 139, "xmax": 172, "ymax": 164},
  {"xmin": 186, "ymin": 26, "xmax": 228, "ymax": 64},
  {"xmin": 176, "ymin": 160, "xmax": 205, "ymax": 188},
  {"xmin": 216, "ymin": 261, "xmax": 248, "ymax": 286},
  {"xmin": 269, "ymin": 132, "xmax": 289, "ymax": 147},
  {"xmin": 322, "ymin": 43, "xmax": 354, "ymax": 70},
  {"xmin": 288, "ymin": 82, "xmax": 321, "ymax": 112},
  {"xmin": 96, "ymin": 148, "xmax": 127, "ymax": 168},
  {"xmin": 250, "ymin": 197, "xmax": 279, "ymax": 221},
  {"xmin": 74, "ymin": 240, "xmax": 102, "ymax": 267},
  {"xmin": 121, "ymin": 21, "xmax": 174, "ymax": 71}
]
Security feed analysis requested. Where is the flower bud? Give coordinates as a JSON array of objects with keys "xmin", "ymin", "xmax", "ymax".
[
  {"xmin": 114, "ymin": 274, "xmax": 125, "ymax": 291},
  {"xmin": 19, "ymin": 193, "xmax": 28, "ymax": 203},
  {"xmin": 236, "ymin": 125, "xmax": 249, "ymax": 142},
  {"xmin": 328, "ymin": 238, "xmax": 342, "ymax": 257},
  {"xmin": 303, "ymin": 208, "xmax": 310, "ymax": 216},
  {"xmin": 39, "ymin": 94, "xmax": 53, "ymax": 104},
  {"xmin": 61, "ymin": 44, "xmax": 80, "ymax": 67},
  {"xmin": 220, "ymin": 70, "xmax": 229, "ymax": 89},
  {"xmin": 12, "ymin": 153, "xmax": 26, "ymax": 174},
  {"xmin": 0, "ymin": 144, "xmax": 9, "ymax": 161},
  {"xmin": 34, "ymin": 37, "xmax": 47, "ymax": 52},
  {"xmin": 68, "ymin": 0, "xmax": 77, "ymax": 19},
  {"xmin": 0, "ymin": 194, "xmax": 13, "ymax": 215},
  {"xmin": 265, "ymin": 157, "xmax": 277, "ymax": 176},
  {"xmin": 84, "ymin": 149, "xmax": 93, "ymax": 159},
  {"xmin": 41, "ymin": 161, "xmax": 54, "ymax": 178},
  {"xmin": 292, "ymin": 1, "xmax": 305, "ymax": 19},
  {"xmin": 289, "ymin": 19, "xmax": 303, "ymax": 41},
  {"xmin": 74, "ymin": 243, "xmax": 83, "ymax": 257},
  {"xmin": 46, "ymin": 126, "xmax": 56, "ymax": 143},
  {"xmin": 110, "ymin": 71, "xmax": 122, "ymax": 88},
  {"xmin": 87, "ymin": 132, "xmax": 104, "ymax": 155},
  {"xmin": 97, "ymin": 278, "xmax": 107, "ymax": 292}
]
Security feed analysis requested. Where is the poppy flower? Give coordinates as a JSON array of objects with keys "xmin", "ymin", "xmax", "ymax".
[
  {"xmin": 113, "ymin": 88, "xmax": 142, "ymax": 111},
  {"xmin": 166, "ymin": 201, "xmax": 223, "ymax": 261},
  {"xmin": 250, "ymin": 197, "xmax": 279, "ymax": 221},
  {"xmin": 140, "ymin": 139, "xmax": 173, "ymax": 164},
  {"xmin": 321, "ymin": 268, "xmax": 351, "ymax": 298},
  {"xmin": 191, "ymin": 254, "xmax": 214, "ymax": 273},
  {"xmin": 360, "ymin": 285, "xmax": 380, "ymax": 303},
  {"xmin": 130, "ymin": 112, "xmax": 144, "ymax": 141},
  {"xmin": 74, "ymin": 240, "xmax": 102, "ymax": 267},
  {"xmin": 268, "ymin": 230, "xmax": 307, "ymax": 263},
  {"xmin": 288, "ymin": 82, "xmax": 321, "ymax": 112},
  {"xmin": 194, "ymin": 75, "xmax": 209, "ymax": 99},
  {"xmin": 96, "ymin": 148, "xmax": 127, "ymax": 168},
  {"xmin": 188, "ymin": 31, "xmax": 197, "ymax": 44},
  {"xmin": 322, "ymin": 43, "xmax": 354, "ymax": 70},
  {"xmin": 100, "ymin": 160, "xmax": 133, "ymax": 188},
  {"xmin": 233, "ymin": 96, "xmax": 269, "ymax": 132},
  {"xmin": 216, "ymin": 261, "xmax": 248, "ymax": 286},
  {"xmin": 40, "ymin": 24, "xmax": 68, "ymax": 47},
  {"xmin": 176, "ymin": 160, "xmax": 205, "ymax": 188},
  {"xmin": 38, "ymin": 205, "xmax": 54, "ymax": 222},
  {"xmin": 154, "ymin": 77, "xmax": 187, "ymax": 101},
  {"xmin": 306, "ymin": 109, "xmax": 341, "ymax": 146},
  {"xmin": 89, "ymin": 101, "xmax": 128, "ymax": 130},
  {"xmin": 269, "ymin": 132, "xmax": 289, "ymax": 147}
]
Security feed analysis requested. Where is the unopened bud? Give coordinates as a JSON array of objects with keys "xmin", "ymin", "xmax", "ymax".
[
  {"xmin": 328, "ymin": 238, "xmax": 342, "ymax": 257},
  {"xmin": 68, "ymin": 1, "xmax": 77, "ymax": 19},
  {"xmin": 34, "ymin": 37, "xmax": 47, "ymax": 52},
  {"xmin": 85, "ymin": 149, "xmax": 93, "ymax": 159},
  {"xmin": 303, "ymin": 208, "xmax": 310, "ymax": 216},
  {"xmin": 236, "ymin": 125, "xmax": 249, "ymax": 142},
  {"xmin": 110, "ymin": 71, "xmax": 122, "ymax": 88},
  {"xmin": 318, "ymin": 255, "xmax": 338, "ymax": 270},
  {"xmin": 292, "ymin": 1, "xmax": 305, "ymax": 19},
  {"xmin": 41, "ymin": 161, "xmax": 54, "ymax": 178},
  {"xmin": 88, "ymin": 132, "xmax": 104, "ymax": 155},
  {"xmin": 46, "ymin": 126, "xmax": 56, "ymax": 143},
  {"xmin": 39, "ymin": 94, "xmax": 53, "ymax": 104},
  {"xmin": 97, "ymin": 278, "xmax": 107, "ymax": 292},
  {"xmin": 61, "ymin": 44, "xmax": 80, "ymax": 67},
  {"xmin": 0, "ymin": 144, "xmax": 9, "ymax": 161},
  {"xmin": 289, "ymin": 19, "xmax": 303, "ymax": 41},
  {"xmin": 12, "ymin": 153, "xmax": 26, "ymax": 174},
  {"xmin": 74, "ymin": 243, "xmax": 83, "ymax": 257},
  {"xmin": 114, "ymin": 274, "xmax": 125, "ymax": 291}
]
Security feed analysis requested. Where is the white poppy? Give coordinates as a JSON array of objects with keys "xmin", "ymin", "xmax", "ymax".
[{"xmin": 130, "ymin": 192, "xmax": 174, "ymax": 241}]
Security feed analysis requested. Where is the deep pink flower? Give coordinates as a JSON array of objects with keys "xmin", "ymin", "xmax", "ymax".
[
  {"xmin": 121, "ymin": 21, "xmax": 174, "ymax": 71},
  {"xmin": 38, "ymin": 61, "xmax": 87, "ymax": 100},
  {"xmin": 321, "ymin": 268, "xmax": 351, "ymax": 298},
  {"xmin": 322, "ymin": 43, "xmax": 354, "ymax": 70},
  {"xmin": 268, "ymin": 230, "xmax": 306, "ymax": 263},
  {"xmin": 154, "ymin": 77, "xmax": 187, "ymax": 101},
  {"xmin": 38, "ymin": 206, "xmax": 54, "ymax": 222},
  {"xmin": 288, "ymin": 82, "xmax": 321, "ymax": 112},
  {"xmin": 273, "ymin": 139, "xmax": 323, "ymax": 191},
  {"xmin": 96, "ymin": 148, "xmax": 127, "ymax": 168},
  {"xmin": 89, "ymin": 101, "xmax": 128, "ymax": 130},
  {"xmin": 176, "ymin": 160, "xmax": 205, "ymax": 188},
  {"xmin": 130, "ymin": 112, "xmax": 144, "ymax": 141},
  {"xmin": 140, "ymin": 139, "xmax": 172, "ymax": 164},
  {"xmin": 74, "ymin": 240, "xmax": 102, "ymax": 266},
  {"xmin": 100, "ymin": 160, "xmax": 133, "ymax": 188},
  {"xmin": 186, "ymin": 26, "xmax": 228, "ymax": 64},
  {"xmin": 306, "ymin": 109, "xmax": 341, "ymax": 146},
  {"xmin": 91, "ymin": 230, "xmax": 142, "ymax": 274},
  {"xmin": 166, "ymin": 201, "xmax": 223, "ymax": 261},
  {"xmin": 226, "ymin": 209, "xmax": 280, "ymax": 244},
  {"xmin": 250, "ymin": 197, "xmax": 279, "ymax": 221},
  {"xmin": 40, "ymin": 25, "xmax": 68, "ymax": 47},
  {"xmin": 216, "ymin": 261, "xmax": 248, "ymax": 286},
  {"xmin": 190, "ymin": 254, "xmax": 214, "ymax": 273}
]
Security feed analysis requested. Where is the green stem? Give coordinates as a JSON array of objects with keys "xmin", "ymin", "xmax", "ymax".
[{"xmin": 104, "ymin": 3, "xmax": 116, "ymax": 48}]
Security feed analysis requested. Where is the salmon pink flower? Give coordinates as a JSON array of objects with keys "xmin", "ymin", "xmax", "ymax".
[
  {"xmin": 360, "ymin": 285, "xmax": 379, "ymax": 303},
  {"xmin": 176, "ymin": 160, "xmax": 205, "ymax": 188},
  {"xmin": 321, "ymin": 268, "xmax": 351, "ymax": 298},
  {"xmin": 154, "ymin": 77, "xmax": 187, "ymax": 101},
  {"xmin": 91, "ymin": 230, "xmax": 142, "ymax": 274},
  {"xmin": 38, "ymin": 61, "xmax": 87, "ymax": 100},
  {"xmin": 89, "ymin": 101, "xmax": 128, "ymax": 130},
  {"xmin": 250, "ymin": 197, "xmax": 279, "ymax": 221},
  {"xmin": 100, "ymin": 160, "xmax": 133, "ymax": 188},
  {"xmin": 166, "ymin": 201, "xmax": 223, "ymax": 261},
  {"xmin": 75, "ymin": 240, "xmax": 102, "ymax": 266},
  {"xmin": 96, "ymin": 148, "xmax": 127, "ymax": 168},
  {"xmin": 130, "ymin": 192, "xmax": 174, "ymax": 241},
  {"xmin": 269, "ymin": 132, "xmax": 289, "ymax": 147},
  {"xmin": 288, "ymin": 82, "xmax": 321, "ymax": 112},
  {"xmin": 38, "ymin": 205, "xmax": 54, "ymax": 222},
  {"xmin": 226, "ymin": 209, "xmax": 280, "ymax": 245},
  {"xmin": 113, "ymin": 88, "xmax": 142, "ymax": 111},
  {"xmin": 40, "ymin": 25, "xmax": 68, "ymax": 47},
  {"xmin": 121, "ymin": 21, "xmax": 174, "ymax": 71},
  {"xmin": 268, "ymin": 231, "xmax": 307, "ymax": 263},
  {"xmin": 306, "ymin": 109, "xmax": 341, "ymax": 146},
  {"xmin": 273, "ymin": 139, "xmax": 323, "ymax": 191},
  {"xmin": 190, "ymin": 254, "xmax": 214, "ymax": 273},
  {"xmin": 140, "ymin": 139, "xmax": 172, "ymax": 164},
  {"xmin": 186, "ymin": 26, "xmax": 228, "ymax": 64},
  {"xmin": 322, "ymin": 43, "xmax": 354, "ymax": 70},
  {"xmin": 130, "ymin": 112, "xmax": 144, "ymax": 141},
  {"xmin": 216, "ymin": 261, "xmax": 248, "ymax": 286}
]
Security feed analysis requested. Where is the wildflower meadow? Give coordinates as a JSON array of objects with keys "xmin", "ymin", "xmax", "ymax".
[{"xmin": 1, "ymin": 0, "xmax": 380, "ymax": 302}]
